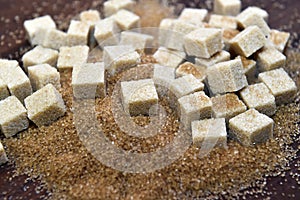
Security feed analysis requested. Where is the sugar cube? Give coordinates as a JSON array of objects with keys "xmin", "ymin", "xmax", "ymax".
[
  {"xmin": 67, "ymin": 20, "xmax": 90, "ymax": 46},
  {"xmin": 94, "ymin": 17, "xmax": 121, "ymax": 47},
  {"xmin": 208, "ymin": 14, "xmax": 237, "ymax": 29},
  {"xmin": 114, "ymin": 9, "xmax": 140, "ymax": 31},
  {"xmin": 153, "ymin": 47, "xmax": 185, "ymax": 68},
  {"xmin": 256, "ymin": 46, "xmax": 286, "ymax": 72},
  {"xmin": 213, "ymin": 0, "xmax": 241, "ymax": 16},
  {"xmin": 0, "ymin": 142, "xmax": 8, "ymax": 165},
  {"xmin": 0, "ymin": 78, "xmax": 9, "ymax": 101},
  {"xmin": 195, "ymin": 50, "xmax": 230, "ymax": 67},
  {"xmin": 104, "ymin": 0, "xmax": 135, "ymax": 17},
  {"xmin": 119, "ymin": 31, "xmax": 154, "ymax": 50},
  {"xmin": 57, "ymin": 45, "xmax": 89, "ymax": 70},
  {"xmin": 269, "ymin": 29, "xmax": 290, "ymax": 52},
  {"xmin": 153, "ymin": 64, "xmax": 176, "ymax": 97},
  {"xmin": 179, "ymin": 8, "xmax": 208, "ymax": 26},
  {"xmin": 176, "ymin": 62, "xmax": 206, "ymax": 82}
]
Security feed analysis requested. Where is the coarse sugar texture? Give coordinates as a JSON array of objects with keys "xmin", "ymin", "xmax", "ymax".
[
  {"xmin": 79, "ymin": 10, "xmax": 101, "ymax": 26},
  {"xmin": 176, "ymin": 62, "xmax": 206, "ymax": 82},
  {"xmin": 178, "ymin": 8, "xmax": 207, "ymax": 26},
  {"xmin": 67, "ymin": 20, "xmax": 90, "ymax": 46},
  {"xmin": 57, "ymin": 45, "xmax": 89, "ymax": 70},
  {"xmin": 0, "ymin": 78, "xmax": 10, "ymax": 100},
  {"xmin": 0, "ymin": 142, "xmax": 8, "ymax": 165},
  {"xmin": 195, "ymin": 50, "xmax": 230, "ymax": 68}
]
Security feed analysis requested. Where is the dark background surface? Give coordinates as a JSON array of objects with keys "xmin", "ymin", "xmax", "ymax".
[{"xmin": 0, "ymin": 0, "xmax": 299, "ymax": 199}]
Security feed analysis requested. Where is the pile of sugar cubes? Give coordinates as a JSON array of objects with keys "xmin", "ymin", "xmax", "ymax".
[{"xmin": 0, "ymin": 0, "xmax": 298, "ymax": 165}]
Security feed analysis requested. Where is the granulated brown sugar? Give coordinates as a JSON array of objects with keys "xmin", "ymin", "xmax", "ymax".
[{"xmin": 1, "ymin": 0, "xmax": 300, "ymax": 199}]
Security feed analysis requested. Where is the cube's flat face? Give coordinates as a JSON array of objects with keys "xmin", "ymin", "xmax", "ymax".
[
  {"xmin": 42, "ymin": 29, "xmax": 69, "ymax": 50},
  {"xmin": 80, "ymin": 10, "xmax": 101, "ymax": 25},
  {"xmin": 237, "ymin": 12, "xmax": 270, "ymax": 37},
  {"xmin": 257, "ymin": 47, "xmax": 286, "ymax": 72},
  {"xmin": 214, "ymin": 0, "xmax": 241, "ymax": 16},
  {"xmin": 179, "ymin": 8, "xmax": 208, "ymax": 26},
  {"xmin": 212, "ymin": 93, "xmax": 246, "ymax": 120},
  {"xmin": 258, "ymin": 68, "xmax": 297, "ymax": 104},
  {"xmin": 94, "ymin": 18, "xmax": 120, "ymax": 47},
  {"xmin": 114, "ymin": 9, "xmax": 140, "ymax": 30},
  {"xmin": 170, "ymin": 75, "xmax": 204, "ymax": 98},
  {"xmin": 270, "ymin": 29, "xmax": 290, "ymax": 52},
  {"xmin": 104, "ymin": 0, "xmax": 135, "ymax": 17},
  {"xmin": 57, "ymin": 46, "xmax": 89, "ymax": 69},
  {"xmin": 153, "ymin": 47, "xmax": 185, "ymax": 68},
  {"xmin": 153, "ymin": 64, "xmax": 176, "ymax": 84},
  {"xmin": 243, "ymin": 6, "xmax": 269, "ymax": 21},
  {"xmin": 209, "ymin": 15, "xmax": 237, "ymax": 29},
  {"xmin": 176, "ymin": 62, "xmax": 206, "ymax": 81},
  {"xmin": 240, "ymin": 83, "xmax": 276, "ymax": 116},
  {"xmin": 195, "ymin": 50, "xmax": 230, "ymax": 67},
  {"xmin": 67, "ymin": 20, "xmax": 90, "ymax": 45},
  {"xmin": 119, "ymin": 31, "xmax": 154, "ymax": 50},
  {"xmin": 179, "ymin": 91, "xmax": 212, "ymax": 114}
]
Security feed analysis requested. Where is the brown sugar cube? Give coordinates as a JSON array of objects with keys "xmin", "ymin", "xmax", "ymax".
[
  {"xmin": 0, "ymin": 96, "xmax": 29, "ymax": 137},
  {"xmin": 0, "ymin": 142, "xmax": 8, "ymax": 165},
  {"xmin": 167, "ymin": 20, "xmax": 198, "ymax": 51},
  {"xmin": 170, "ymin": 74, "xmax": 204, "ymax": 100},
  {"xmin": 179, "ymin": 8, "xmax": 208, "ymax": 26},
  {"xmin": 206, "ymin": 59, "xmax": 248, "ymax": 95},
  {"xmin": 22, "ymin": 46, "xmax": 58, "ymax": 72},
  {"xmin": 213, "ymin": 0, "xmax": 241, "ymax": 16},
  {"xmin": 237, "ymin": 11, "xmax": 270, "ymax": 37},
  {"xmin": 28, "ymin": 64, "xmax": 61, "ymax": 91},
  {"xmin": 114, "ymin": 9, "xmax": 140, "ymax": 31},
  {"xmin": 184, "ymin": 28, "xmax": 223, "ymax": 59},
  {"xmin": 230, "ymin": 26, "xmax": 266, "ymax": 57},
  {"xmin": 191, "ymin": 118, "xmax": 227, "ymax": 148},
  {"xmin": 158, "ymin": 18, "xmax": 176, "ymax": 47},
  {"xmin": 269, "ymin": 29, "xmax": 290, "ymax": 52},
  {"xmin": 103, "ymin": 45, "xmax": 140, "ymax": 75},
  {"xmin": 94, "ymin": 17, "xmax": 121, "ymax": 47},
  {"xmin": 240, "ymin": 83, "xmax": 276, "ymax": 116},
  {"xmin": 40, "ymin": 29, "xmax": 69, "ymax": 50},
  {"xmin": 24, "ymin": 15, "xmax": 56, "ymax": 45},
  {"xmin": 178, "ymin": 91, "xmax": 212, "ymax": 130},
  {"xmin": 67, "ymin": 20, "xmax": 90, "ymax": 46},
  {"xmin": 24, "ymin": 84, "xmax": 66, "ymax": 127},
  {"xmin": 256, "ymin": 46, "xmax": 286, "ymax": 72},
  {"xmin": 57, "ymin": 46, "xmax": 89, "ymax": 70},
  {"xmin": 208, "ymin": 14, "xmax": 237, "ymax": 29},
  {"xmin": 222, "ymin": 28, "xmax": 240, "ymax": 51},
  {"xmin": 258, "ymin": 68, "xmax": 297, "ymax": 105},
  {"xmin": 195, "ymin": 50, "xmax": 230, "ymax": 67},
  {"xmin": 0, "ymin": 59, "xmax": 32, "ymax": 103},
  {"xmin": 0, "ymin": 78, "xmax": 9, "ymax": 101},
  {"xmin": 80, "ymin": 10, "xmax": 101, "ymax": 27},
  {"xmin": 121, "ymin": 79, "xmax": 158, "ymax": 116},
  {"xmin": 235, "ymin": 56, "xmax": 256, "ymax": 83},
  {"xmin": 104, "ymin": 0, "xmax": 135, "ymax": 17},
  {"xmin": 153, "ymin": 47, "xmax": 185, "ymax": 68},
  {"xmin": 153, "ymin": 64, "xmax": 176, "ymax": 97},
  {"xmin": 72, "ymin": 62, "xmax": 105, "ymax": 99},
  {"xmin": 211, "ymin": 93, "xmax": 247, "ymax": 122},
  {"xmin": 119, "ymin": 31, "xmax": 154, "ymax": 50},
  {"xmin": 242, "ymin": 7, "xmax": 269, "ymax": 22},
  {"xmin": 229, "ymin": 109, "xmax": 274, "ymax": 146},
  {"xmin": 176, "ymin": 62, "xmax": 206, "ymax": 82}
]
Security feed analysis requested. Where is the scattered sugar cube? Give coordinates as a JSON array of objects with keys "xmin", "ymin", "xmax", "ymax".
[
  {"xmin": 25, "ymin": 84, "xmax": 66, "ymax": 127},
  {"xmin": 229, "ymin": 109, "xmax": 274, "ymax": 146},
  {"xmin": 57, "ymin": 45, "xmax": 89, "ymax": 70},
  {"xmin": 240, "ymin": 83, "xmax": 276, "ymax": 116},
  {"xmin": 0, "ymin": 96, "xmax": 29, "ymax": 137},
  {"xmin": 119, "ymin": 31, "xmax": 154, "ymax": 50},
  {"xmin": 22, "ymin": 46, "xmax": 58, "ymax": 72},
  {"xmin": 195, "ymin": 50, "xmax": 230, "ymax": 67},
  {"xmin": 114, "ymin": 9, "xmax": 140, "ymax": 31},
  {"xmin": 158, "ymin": 18, "xmax": 176, "ymax": 47},
  {"xmin": 166, "ymin": 20, "xmax": 198, "ymax": 51},
  {"xmin": 67, "ymin": 20, "xmax": 90, "ymax": 46},
  {"xmin": 0, "ymin": 78, "xmax": 9, "ymax": 101},
  {"xmin": 213, "ymin": 0, "xmax": 241, "ymax": 16},
  {"xmin": 206, "ymin": 59, "xmax": 248, "ymax": 95},
  {"xmin": 94, "ymin": 17, "xmax": 121, "ymax": 47},
  {"xmin": 103, "ymin": 45, "xmax": 140, "ymax": 75},
  {"xmin": 211, "ymin": 93, "xmax": 247, "ymax": 122},
  {"xmin": 270, "ymin": 29, "xmax": 290, "ymax": 52},
  {"xmin": 208, "ymin": 14, "xmax": 237, "ymax": 29},
  {"xmin": 178, "ymin": 91, "xmax": 212, "ymax": 130},
  {"xmin": 241, "ymin": 6, "xmax": 269, "ymax": 22},
  {"xmin": 191, "ymin": 118, "xmax": 227, "ymax": 148},
  {"xmin": 0, "ymin": 142, "xmax": 8, "ymax": 165},
  {"xmin": 28, "ymin": 64, "xmax": 61, "ymax": 91},
  {"xmin": 235, "ymin": 56, "xmax": 256, "ymax": 83},
  {"xmin": 237, "ymin": 11, "xmax": 270, "ymax": 37},
  {"xmin": 42, "ymin": 29, "xmax": 69, "ymax": 50},
  {"xmin": 170, "ymin": 74, "xmax": 204, "ymax": 100},
  {"xmin": 258, "ymin": 68, "xmax": 297, "ymax": 105},
  {"xmin": 222, "ymin": 29, "xmax": 240, "ymax": 51},
  {"xmin": 153, "ymin": 64, "xmax": 176, "ymax": 97},
  {"xmin": 256, "ymin": 46, "xmax": 286, "ymax": 72},
  {"xmin": 104, "ymin": 0, "xmax": 135, "ymax": 17},
  {"xmin": 178, "ymin": 8, "xmax": 208, "ymax": 26},
  {"xmin": 153, "ymin": 47, "xmax": 185, "ymax": 68},
  {"xmin": 80, "ymin": 10, "xmax": 101, "ymax": 27},
  {"xmin": 0, "ymin": 59, "xmax": 32, "ymax": 103},
  {"xmin": 176, "ymin": 62, "xmax": 206, "ymax": 82},
  {"xmin": 121, "ymin": 79, "xmax": 158, "ymax": 116},
  {"xmin": 184, "ymin": 28, "xmax": 223, "ymax": 59},
  {"xmin": 72, "ymin": 62, "xmax": 105, "ymax": 99},
  {"xmin": 230, "ymin": 26, "xmax": 266, "ymax": 57},
  {"xmin": 24, "ymin": 15, "xmax": 56, "ymax": 45}
]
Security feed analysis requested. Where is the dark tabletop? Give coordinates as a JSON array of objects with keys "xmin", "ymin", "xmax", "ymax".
[{"xmin": 0, "ymin": 0, "xmax": 299, "ymax": 199}]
